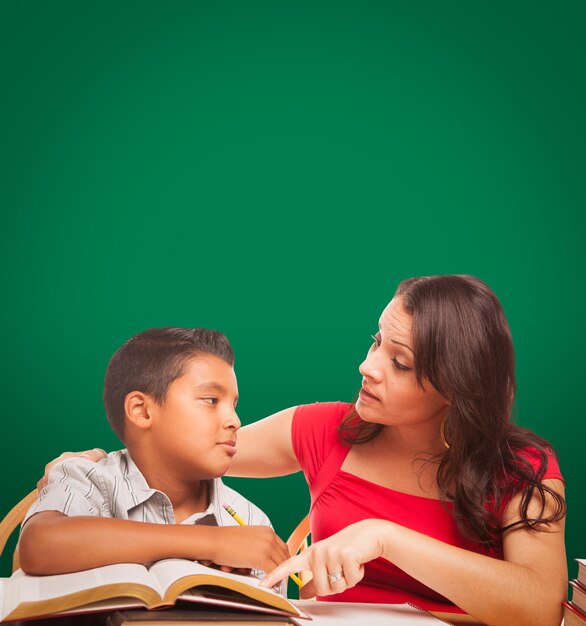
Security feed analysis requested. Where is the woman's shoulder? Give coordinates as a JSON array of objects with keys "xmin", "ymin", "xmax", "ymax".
[
  {"xmin": 292, "ymin": 401, "xmax": 354, "ymax": 442},
  {"xmin": 510, "ymin": 443, "xmax": 563, "ymax": 482},
  {"xmin": 294, "ymin": 401, "xmax": 354, "ymax": 424},
  {"xmin": 291, "ymin": 402, "xmax": 354, "ymax": 477}
]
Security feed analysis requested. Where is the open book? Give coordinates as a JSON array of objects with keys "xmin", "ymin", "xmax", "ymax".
[{"xmin": 0, "ymin": 559, "xmax": 307, "ymax": 622}]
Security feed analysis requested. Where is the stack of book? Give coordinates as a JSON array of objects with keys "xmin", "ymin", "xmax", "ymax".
[{"xmin": 564, "ymin": 559, "xmax": 586, "ymax": 626}]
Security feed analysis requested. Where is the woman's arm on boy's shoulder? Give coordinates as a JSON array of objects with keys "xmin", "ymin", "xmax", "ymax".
[
  {"xmin": 37, "ymin": 406, "xmax": 302, "ymax": 487},
  {"xmin": 227, "ymin": 407, "xmax": 300, "ymax": 478},
  {"xmin": 19, "ymin": 512, "xmax": 289, "ymax": 575}
]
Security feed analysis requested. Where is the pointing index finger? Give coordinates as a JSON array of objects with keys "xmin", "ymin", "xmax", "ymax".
[{"xmin": 260, "ymin": 553, "xmax": 308, "ymax": 588}]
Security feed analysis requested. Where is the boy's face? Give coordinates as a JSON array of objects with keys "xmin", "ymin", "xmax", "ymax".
[{"xmin": 148, "ymin": 354, "xmax": 241, "ymax": 481}]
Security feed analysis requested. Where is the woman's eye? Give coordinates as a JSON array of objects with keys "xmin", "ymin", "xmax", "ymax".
[
  {"xmin": 392, "ymin": 357, "xmax": 411, "ymax": 372},
  {"xmin": 371, "ymin": 334, "xmax": 380, "ymax": 347},
  {"xmin": 202, "ymin": 397, "xmax": 218, "ymax": 405}
]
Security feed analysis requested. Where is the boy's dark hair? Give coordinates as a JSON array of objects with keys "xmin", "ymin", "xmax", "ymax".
[{"xmin": 103, "ymin": 327, "xmax": 234, "ymax": 441}]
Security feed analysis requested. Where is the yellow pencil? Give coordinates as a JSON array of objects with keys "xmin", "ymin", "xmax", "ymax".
[
  {"xmin": 222, "ymin": 503, "xmax": 304, "ymax": 588},
  {"xmin": 223, "ymin": 503, "xmax": 247, "ymax": 526}
]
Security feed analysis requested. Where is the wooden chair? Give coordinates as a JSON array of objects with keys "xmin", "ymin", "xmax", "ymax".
[
  {"xmin": 286, "ymin": 513, "xmax": 310, "ymax": 557},
  {"xmin": 0, "ymin": 489, "xmax": 38, "ymax": 572},
  {"xmin": 286, "ymin": 513, "xmax": 314, "ymax": 590}
]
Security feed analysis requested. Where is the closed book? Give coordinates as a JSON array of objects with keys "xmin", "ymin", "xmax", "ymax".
[
  {"xmin": 107, "ymin": 607, "xmax": 301, "ymax": 626},
  {"xmin": 563, "ymin": 601, "xmax": 586, "ymax": 626},
  {"xmin": 578, "ymin": 560, "xmax": 586, "ymax": 587},
  {"xmin": 571, "ymin": 579, "xmax": 586, "ymax": 614}
]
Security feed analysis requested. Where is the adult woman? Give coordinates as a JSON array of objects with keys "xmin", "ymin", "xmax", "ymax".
[{"xmin": 42, "ymin": 275, "xmax": 567, "ymax": 625}]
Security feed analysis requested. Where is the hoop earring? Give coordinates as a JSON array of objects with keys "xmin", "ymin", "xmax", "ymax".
[{"xmin": 440, "ymin": 418, "xmax": 450, "ymax": 449}]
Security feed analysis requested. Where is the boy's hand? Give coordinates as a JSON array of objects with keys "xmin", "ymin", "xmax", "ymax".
[
  {"xmin": 208, "ymin": 526, "xmax": 289, "ymax": 573},
  {"xmin": 38, "ymin": 449, "xmax": 107, "ymax": 491}
]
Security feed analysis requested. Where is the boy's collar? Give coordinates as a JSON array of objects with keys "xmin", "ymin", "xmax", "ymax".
[
  {"xmin": 120, "ymin": 449, "xmax": 222, "ymax": 523},
  {"xmin": 119, "ymin": 449, "xmax": 159, "ymax": 502}
]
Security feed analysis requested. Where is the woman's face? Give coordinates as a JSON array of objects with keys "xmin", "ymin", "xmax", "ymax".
[{"xmin": 356, "ymin": 295, "xmax": 449, "ymax": 429}]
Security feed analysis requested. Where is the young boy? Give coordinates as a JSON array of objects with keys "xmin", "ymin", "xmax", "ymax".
[{"xmin": 19, "ymin": 327, "xmax": 289, "ymax": 577}]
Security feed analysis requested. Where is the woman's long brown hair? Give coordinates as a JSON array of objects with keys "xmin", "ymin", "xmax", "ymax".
[{"xmin": 339, "ymin": 275, "xmax": 566, "ymax": 549}]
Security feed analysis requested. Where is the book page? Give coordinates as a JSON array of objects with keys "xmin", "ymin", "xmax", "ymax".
[
  {"xmin": 0, "ymin": 564, "xmax": 153, "ymax": 621},
  {"xmin": 148, "ymin": 559, "xmax": 271, "ymax": 598},
  {"xmin": 146, "ymin": 560, "xmax": 302, "ymax": 617},
  {"xmin": 148, "ymin": 559, "xmax": 211, "ymax": 596}
]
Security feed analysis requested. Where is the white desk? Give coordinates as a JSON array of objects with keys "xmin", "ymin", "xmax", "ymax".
[{"xmin": 294, "ymin": 601, "xmax": 482, "ymax": 625}]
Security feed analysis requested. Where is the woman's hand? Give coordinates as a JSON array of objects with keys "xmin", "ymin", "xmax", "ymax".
[
  {"xmin": 261, "ymin": 519, "xmax": 388, "ymax": 598},
  {"xmin": 37, "ymin": 449, "xmax": 107, "ymax": 491}
]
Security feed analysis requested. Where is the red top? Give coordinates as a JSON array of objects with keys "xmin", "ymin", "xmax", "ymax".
[{"xmin": 291, "ymin": 402, "xmax": 564, "ymax": 612}]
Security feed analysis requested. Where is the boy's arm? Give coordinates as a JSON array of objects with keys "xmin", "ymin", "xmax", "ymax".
[
  {"xmin": 24, "ymin": 458, "xmax": 289, "ymax": 576},
  {"xmin": 228, "ymin": 407, "xmax": 300, "ymax": 477},
  {"xmin": 19, "ymin": 511, "xmax": 289, "ymax": 575}
]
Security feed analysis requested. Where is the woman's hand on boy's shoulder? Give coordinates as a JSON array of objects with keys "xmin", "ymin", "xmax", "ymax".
[{"xmin": 38, "ymin": 449, "xmax": 108, "ymax": 491}]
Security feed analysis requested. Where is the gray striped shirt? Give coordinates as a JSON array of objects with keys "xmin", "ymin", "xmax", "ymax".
[{"xmin": 22, "ymin": 450, "xmax": 284, "ymax": 590}]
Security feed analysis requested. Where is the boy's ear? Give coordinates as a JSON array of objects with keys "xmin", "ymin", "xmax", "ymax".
[{"xmin": 124, "ymin": 391, "xmax": 154, "ymax": 431}]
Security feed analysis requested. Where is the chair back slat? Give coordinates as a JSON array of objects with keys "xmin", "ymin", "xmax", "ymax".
[
  {"xmin": 286, "ymin": 513, "xmax": 310, "ymax": 557},
  {"xmin": 0, "ymin": 490, "xmax": 38, "ymax": 565},
  {"xmin": 286, "ymin": 513, "xmax": 314, "ymax": 594}
]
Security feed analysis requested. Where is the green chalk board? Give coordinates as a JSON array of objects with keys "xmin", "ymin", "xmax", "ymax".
[{"xmin": 1, "ymin": 0, "xmax": 584, "ymax": 587}]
